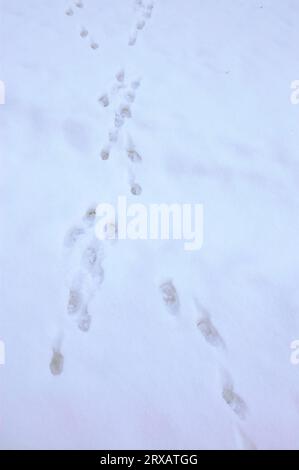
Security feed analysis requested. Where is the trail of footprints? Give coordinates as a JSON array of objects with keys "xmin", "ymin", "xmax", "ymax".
[
  {"xmin": 50, "ymin": 206, "xmax": 106, "ymax": 375},
  {"xmin": 158, "ymin": 280, "xmax": 251, "ymax": 444},
  {"xmin": 50, "ymin": 348, "xmax": 64, "ymax": 376},
  {"xmin": 64, "ymin": 205, "xmax": 105, "ymax": 333},
  {"xmin": 54, "ymin": 208, "xmax": 116, "ymax": 371},
  {"xmin": 160, "ymin": 280, "xmax": 180, "ymax": 314},
  {"xmin": 65, "ymin": 1, "xmax": 99, "ymax": 50},
  {"xmin": 194, "ymin": 297, "xmax": 249, "ymax": 423},
  {"xmin": 65, "ymin": 0, "xmax": 150, "ymax": 195},
  {"xmin": 194, "ymin": 298, "xmax": 225, "ymax": 349},
  {"xmin": 57, "ymin": 2, "xmax": 253, "ymax": 449},
  {"xmin": 99, "ymin": 68, "xmax": 144, "ymax": 196},
  {"xmin": 222, "ymin": 383, "xmax": 247, "ymax": 421},
  {"xmin": 129, "ymin": 0, "xmax": 155, "ymax": 46},
  {"xmin": 66, "ymin": 0, "xmax": 155, "ymax": 49},
  {"xmin": 52, "ymin": 2, "xmax": 153, "ymax": 376}
]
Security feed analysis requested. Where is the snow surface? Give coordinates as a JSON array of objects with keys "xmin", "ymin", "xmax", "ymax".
[{"xmin": 1, "ymin": 0, "xmax": 299, "ymax": 450}]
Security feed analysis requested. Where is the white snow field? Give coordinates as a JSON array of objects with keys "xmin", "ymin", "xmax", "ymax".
[{"xmin": 1, "ymin": 0, "xmax": 299, "ymax": 450}]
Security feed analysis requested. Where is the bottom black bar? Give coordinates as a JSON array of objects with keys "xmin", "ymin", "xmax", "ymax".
[{"xmin": 0, "ymin": 450, "xmax": 298, "ymax": 463}]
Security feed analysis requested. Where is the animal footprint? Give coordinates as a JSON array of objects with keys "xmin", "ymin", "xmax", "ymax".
[
  {"xmin": 90, "ymin": 41, "xmax": 99, "ymax": 50},
  {"xmin": 144, "ymin": 2, "xmax": 154, "ymax": 18},
  {"xmin": 131, "ymin": 182, "xmax": 142, "ymax": 196},
  {"xmin": 82, "ymin": 240, "xmax": 104, "ymax": 271},
  {"xmin": 65, "ymin": 8, "xmax": 74, "ymax": 16},
  {"xmin": 129, "ymin": 31, "xmax": 137, "ymax": 46},
  {"xmin": 194, "ymin": 299, "xmax": 225, "ymax": 348},
  {"xmin": 78, "ymin": 308, "xmax": 92, "ymax": 332},
  {"xmin": 120, "ymin": 104, "xmax": 132, "ymax": 119},
  {"xmin": 102, "ymin": 221, "xmax": 118, "ymax": 241},
  {"xmin": 75, "ymin": 0, "xmax": 84, "ymax": 8},
  {"xmin": 83, "ymin": 205, "xmax": 97, "ymax": 226},
  {"xmin": 197, "ymin": 317, "xmax": 223, "ymax": 347},
  {"xmin": 222, "ymin": 384, "xmax": 247, "ymax": 420},
  {"xmin": 127, "ymin": 148, "xmax": 142, "ymax": 163},
  {"xmin": 160, "ymin": 280, "xmax": 179, "ymax": 312},
  {"xmin": 98, "ymin": 94, "xmax": 109, "ymax": 107},
  {"xmin": 116, "ymin": 69, "xmax": 125, "ymax": 83},
  {"xmin": 50, "ymin": 349, "xmax": 64, "ymax": 376},
  {"xmin": 67, "ymin": 288, "xmax": 82, "ymax": 315},
  {"xmin": 80, "ymin": 28, "xmax": 88, "ymax": 38},
  {"xmin": 101, "ymin": 147, "xmax": 110, "ymax": 160},
  {"xmin": 82, "ymin": 245, "xmax": 97, "ymax": 270},
  {"xmin": 137, "ymin": 19, "xmax": 146, "ymax": 30}
]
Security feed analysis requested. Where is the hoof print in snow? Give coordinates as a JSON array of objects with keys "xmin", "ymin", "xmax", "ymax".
[
  {"xmin": 90, "ymin": 42, "xmax": 99, "ymax": 50},
  {"xmin": 127, "ymin": 149, "xmax": 142, "ymax": 162},
  {"xmin": 222, "ymin": 386, "xmax": 247, "ymax": 420},
  {"xmin": 101, "ymin": 148, "xmax": 110, "ymax": 160},
  {"xmin": 80, "ymin": 28, "xmax": 88, "ymax": 38},
  {"xmin": 50, "ymin": 350, "xmax": 64, "ymax": 376},
  {"xmin": 160, "ymin": 280, "xmax": 179, "ymax": 312},
  {"xmin": 131, "ymin": 183, "xmax": 142, "ymax": 196},
  {"xmin": 67, "ymin": 289, "xmax": 82, "ymax": 315},
  {"xmin": 65, "ymin": 8, "xmax": 74, "ymax": 16},
  {"xmin": 98, "ymin": 94, "xmax": 109, "ymax": 107},
  {"xmin": 75, "ymin": 1, "xmax": 84, "ymax": 7},
  {"xmin": 78, "ymin": 310, "xmax": 92, "ymax": 332}
]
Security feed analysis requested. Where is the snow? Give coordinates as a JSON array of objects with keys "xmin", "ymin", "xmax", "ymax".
[{"xmin": 1, "ymin": 0, "xmax": 299, "ymax": 450}]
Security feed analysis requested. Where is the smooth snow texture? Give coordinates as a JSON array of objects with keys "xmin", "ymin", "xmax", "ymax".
[{"xmin": 1, "ymin": 0, "xmax": 299, "ymax": 450}]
